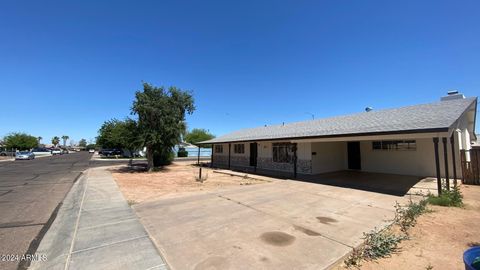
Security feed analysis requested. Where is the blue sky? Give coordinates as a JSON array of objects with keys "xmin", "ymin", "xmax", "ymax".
[{"xmin": 0, "ymin": 0, "xmax": 479, "ymax": 144}]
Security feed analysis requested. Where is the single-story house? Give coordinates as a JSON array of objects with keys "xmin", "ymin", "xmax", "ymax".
[{"xmin": 199, "ymin": 93, "xmax": 477, "ymax": 187}]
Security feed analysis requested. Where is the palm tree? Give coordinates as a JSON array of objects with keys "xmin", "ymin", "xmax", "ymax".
[
  {"xmin": 52, "ymin": 136, "xmax": 60, "ymax": 147},
  {"xmin": 61, "ymin": 135, "xmax": 69, "ymax": 147},
  {"xmin": 37, "ymin": 136, "xmax": 42, "ymax": 145}
]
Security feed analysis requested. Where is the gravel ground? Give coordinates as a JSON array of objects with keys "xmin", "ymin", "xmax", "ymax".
[
  {"xmin": 110, "ymin": 161, "xmax": 268, "ymax": 203},
  {"xmin": 339, "ymin": 184, "xmax": 480, "ymax": 270}
]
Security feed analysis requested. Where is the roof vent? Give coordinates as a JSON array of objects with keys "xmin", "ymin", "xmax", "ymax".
[
  {"xmin": 365, "ymin": 107, "xmax": 373, "ymax": 112},
  {"xmin": 441, "ymin": 90, "xmax": 465, "ymax": 101}
]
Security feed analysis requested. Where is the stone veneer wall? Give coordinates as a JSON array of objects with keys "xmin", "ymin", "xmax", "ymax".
[
  {"xmin": 212, "ymin": 154, "xmax": 228, "ymax": 166},
  {"xmin": 297, "ymin": 159, "xmax": 312, "ymax": 174},
  {"xmin": 215, "ymin": 155, "xmax": 312, "ymax": 174},
  {"xmin": 230, "ymin": 156, "xmax": 250, "ymax": 167},
  {"xmin": 257, "ymin": 157, "xmax": 312, "ymax": 174},
  {"xmin": 257, "ymin": 157, "xmax": 293, "ymax": 172}
]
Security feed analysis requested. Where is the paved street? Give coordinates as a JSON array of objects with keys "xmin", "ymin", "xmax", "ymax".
[{"xmin": 0, "ymin": 153, "xmax": 128, "ymax": 270}]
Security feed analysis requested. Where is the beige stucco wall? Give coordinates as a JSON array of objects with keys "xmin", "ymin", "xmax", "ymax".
[
  {"xmin": 360, "ymin": 137, "xmax": 461, "ymax": 178},
  {"xmin": 311, "ymin": 142, "xmax": 347, "ymax": 174},
  {"xmin": 212, "ymin": 133, "xmax": 464, "ymax": 178}
]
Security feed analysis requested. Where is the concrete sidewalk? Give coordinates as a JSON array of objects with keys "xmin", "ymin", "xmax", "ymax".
[{"xmin": 30, "ymin": 167, "xmax": 167, "ymax": 270}]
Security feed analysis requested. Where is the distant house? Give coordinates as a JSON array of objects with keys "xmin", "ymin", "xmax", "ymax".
[{"xmin": 199, "ymin": 93, "xmax": 477, "ymax": 181}]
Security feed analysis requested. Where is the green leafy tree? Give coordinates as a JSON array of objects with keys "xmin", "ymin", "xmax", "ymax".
[
  {"xmin": 86, "ymin": 144, "xmax": 96, "ymax": 150},
  {"xmin": 4, "ymin": 132, "xmax": 38, "ymax": 150},
  {"xmin": 52, "ymin": 136, "xmax": 60, "ymax": 147},
  {"xmin": 96, "ymin": 119, "xmax": 123, "ymax": 149},
  {"xmin": 120, "ymin": 118, "xmax": 142, "ymax": 159},
  {"xmin": 78, "ymin": 138, "xmax": 87, "ymax": 148},
  {"xmin": 61, "ymin": 135, "xmax": 69, "ymax": 147},
  {"xmin": 96, "ymin": 118, "xmax": 141, "ymax": 159},
  {"xmin": 132, "ymin": 83, "xmax": 195, "ymax": 171},
  {"xmin": 185, "ymin": 128, "xmax": 215, "ymax": 145}
]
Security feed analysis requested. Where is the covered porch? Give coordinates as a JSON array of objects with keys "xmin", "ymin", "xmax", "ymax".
[{"xmin": 204, "ymin": 130, "xmax": 467, "ymax": 195}]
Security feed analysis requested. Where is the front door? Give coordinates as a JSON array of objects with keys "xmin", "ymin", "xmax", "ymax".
[
  {"xmin": 249, "ymin": 143, "xmax": 257, "ymax": 167},
  {"xmin": 347, "ymin": 142, "xmax": 361, "ymax": 170}
]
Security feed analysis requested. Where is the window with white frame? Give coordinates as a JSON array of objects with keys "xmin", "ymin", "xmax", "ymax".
[
  {"xmin": 272, "ymin": 143, "xmax": 294, "ymax": 163},
  {"xmin": 372, "ymin": 140, "xmax": 416, "ymax": 151},
  {"xmin": 234, "ymin": 144, "xmax": 244, "ymax": 154},
  {"xmin": 214, "ymin": 145, "xmax": 223, "ymax": 153}
]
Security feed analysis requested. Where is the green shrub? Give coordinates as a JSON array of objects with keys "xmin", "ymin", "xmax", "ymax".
[
  {"xmin": 427, "ymin": 186, "xmax": 463, "ymax": 207},
  {"xmin": 362, "ymin": 229, "xmax": 405, "ymax": 260},
  {"xmin": 153, "ymin": 150, "xmax": 174, "ymax": 166},
  {"xmin": 394, "ymin": 198, "xmax": 429, "ymax": 233},
  {"xmin": 177, "ymin": 149, "xmax": 188, "ymax": 157},
  {"xmin": 345, "ymin": 228, "xmax": 405, "ymax": 267},
  {"xmin": 345, "ymin": 199, "xmax": 430, "ymax": 268}
]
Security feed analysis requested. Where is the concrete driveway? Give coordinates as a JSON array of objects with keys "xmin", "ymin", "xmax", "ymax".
[{"xmin": 134, "ymin": 174, "xmax": 422, "ymax": 270}]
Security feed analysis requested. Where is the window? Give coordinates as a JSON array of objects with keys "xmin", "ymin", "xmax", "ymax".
[
  {"xmin": 234, "ymin": 144, "xmax": 244, "ymax": 154},
  {"xmin": 214, "ymin": 145, "xmax": 223, "ymax": 153},
  {"xmin": 372, "ymin": 140, "xmax": 416, "ymax": 151},
  {"xmin": 272, "ymin": 143, "xmax": 294, "ymax": 163}
]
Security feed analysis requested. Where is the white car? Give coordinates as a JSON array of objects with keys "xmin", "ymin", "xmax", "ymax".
[
  {"xmin": 15, "ymin": 151, "xmax": 35, "ymax": 160},
  {"xmin": 51, "ymin": 149, "xmax": 62, "ymax": 155},
  {"xmin": 88, "ymin": 149, "xmax": 95, "ymax": 153}
]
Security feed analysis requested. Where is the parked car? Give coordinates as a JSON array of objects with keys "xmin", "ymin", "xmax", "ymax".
[
  {"xmin": 98, "ymin": 149, "xmax": 122, "ymax": 157},
  {"xmin": 0, "ymin": 150, "xmax": 16, "ymax": 156},
  {"xmin": 88, "ymin": 149, "xmax": 95, "ymax": 154},
  {"xmin": 31, "ymin": 147, "xmax": 52, "ymax": 156},
  {"xmin": 51, "ymin": 149, "xmax": 62, "ymax": 155},
  {"xmin": 15, "ymin": 151, "xmax": 35, "ymax": 160}
]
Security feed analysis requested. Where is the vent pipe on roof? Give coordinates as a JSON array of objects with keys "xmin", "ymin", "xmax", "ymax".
[
  {"xmin": 365, "ymin": 107, "xmax": 373, "ymax": 112},
  {"xmin": 441, "ymin": 90, "xmax": 465, "ymax": 101}
]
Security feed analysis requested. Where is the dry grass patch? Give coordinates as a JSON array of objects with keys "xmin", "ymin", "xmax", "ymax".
[
  {"xmin": 110, "ymin": 161, "xmax": 268, "ymax": 203},
  {"xmin": 337, "ymin": 184, "xmax": 480, "ymax": 270}
]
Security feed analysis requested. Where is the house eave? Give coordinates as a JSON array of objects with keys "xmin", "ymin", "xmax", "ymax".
[{"xmin": 197, "ymin": 127, "xmax": 450, "ymax": 145}]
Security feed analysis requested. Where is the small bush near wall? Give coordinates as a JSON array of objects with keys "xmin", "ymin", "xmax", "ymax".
[
  {"xmin": 427, "ymin": 186, "xmax": 463, "ymax": 207},
  {"xmin": 345, "ymin": 197, "xmax": 429, "ymax": 268},
  {"xmin": 177, "ymin": 148, "xmax": 188, "ymax": 157}
]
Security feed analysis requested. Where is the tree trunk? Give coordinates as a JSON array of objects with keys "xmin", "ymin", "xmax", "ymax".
[
  {"xmin": 147, "ymin": 146, "xmax": 154, "ymax": 172},
  {"xmin": 128, "ymin": 149, "xmax": 133, "ymax": 167}
]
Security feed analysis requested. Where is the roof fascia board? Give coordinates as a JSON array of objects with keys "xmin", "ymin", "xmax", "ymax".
[
  {"xmin": 447, "ymin": 98, "xmax": 478, "ymax": 139},
  {"xmin": 198, "ymin": 128, "xmax": 449, "ymax": 145},
  {"xmin": 291, "ymin": 132, "xmax": 449, "ymax": 143}
]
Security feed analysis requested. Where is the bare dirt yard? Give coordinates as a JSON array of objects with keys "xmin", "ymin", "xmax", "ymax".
[
  {"xmin": 348, "ymin": 184, "xmax": 480, "ymax": 270},
  {"xmin": 110, "ymin": 161, "xmax": 269, "ymax": 203}
]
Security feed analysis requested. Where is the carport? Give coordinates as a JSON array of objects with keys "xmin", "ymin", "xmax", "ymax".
[
  {"xmin": 200, "ymin": 95, "xmax": 477, "ymax": 196},
  {"xmin": 299, "ymin": 171, "xmax": 423, "ymax": 196}
]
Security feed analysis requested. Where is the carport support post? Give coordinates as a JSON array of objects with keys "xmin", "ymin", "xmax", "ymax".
[
  {"xmin": 211, "ymin": 144, "xmax": 214, "ymax": 168},
  {"xmin": 450, "ymin": 135, "xmax": 458, "ymax": 187},
  {"xmin": 197, "ymin": 146, "xmax": 201, "ymax": 165},
  {"xmin": 254, "ymin": 142, "xmax": 257, "ymax": 173},
  {"xmin": 228, "ymin": 143, "xmax": 231, "ymax": 169},
  {"xmin": 433, "ymin": 138, "xmax": 442, "ymax": 195},
  {"xmin": 442, "ymin": 137, "xmax": 450, "ymax": 191},
  {"xmin": 293, "ymin": 143, "xmax": 298, "ymax": 179}
]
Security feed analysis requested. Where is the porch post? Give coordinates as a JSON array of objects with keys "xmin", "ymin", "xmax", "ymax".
[
  {"xmin": 293, "ymin": 143, "xmax": 298, "ymax": 179},
  {"xmin": 254, "ymin": 142, "xmax": 257, "ymax": 173},
  {"xmin": 433, "ymin": 138, "xmax": 442, "ymax": 195},
  {"xmin": 197, "ymin": 145, "xmax": 201, "ymax": 165},
  {"xmin": 442, "ymin": 137, "xmax": 450, "ymax": 191},
  {"xmin": 211, "ymin": 144, "xmax": 214, "ymax": 168},
  {"xmin": 450, "ymin": 135, "xmax": 458, "ymax": 187},
  {"xmin": 228, "ymin": 143, "xmax": 231, "ymax": 169}
]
